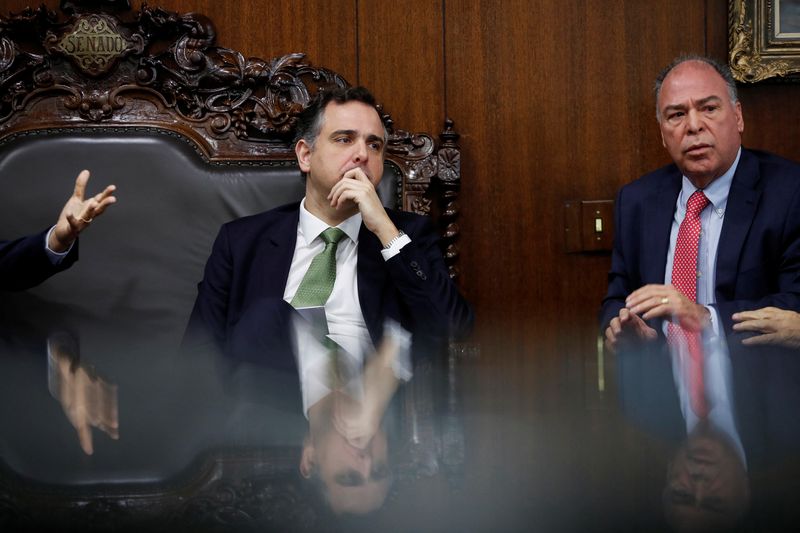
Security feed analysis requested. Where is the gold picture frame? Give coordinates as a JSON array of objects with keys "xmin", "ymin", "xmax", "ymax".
[{"xmin": 729, "ymin": 0, "xmax": 800, "ymax": 82}]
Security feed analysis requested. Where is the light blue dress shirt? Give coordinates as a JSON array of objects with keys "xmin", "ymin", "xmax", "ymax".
[
  {"xmin": 664, "ymin": 147, "xmax": 742, "ymax": 335},
  {"xmin": 664, "ymin": 148, "xmax": 746, "ymax": 467}
]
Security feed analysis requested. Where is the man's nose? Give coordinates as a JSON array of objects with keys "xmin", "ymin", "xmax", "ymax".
[
  {"xmin": 352, "ymin": 140, "xmax": 368, "ymax": 163},
  {"xmin": 686, "ymin": 109, "xmax": 704, "ymax": 133},
  {"xmin": 353, "ymin": 449, "xmax": 372, "ymax": 475}
]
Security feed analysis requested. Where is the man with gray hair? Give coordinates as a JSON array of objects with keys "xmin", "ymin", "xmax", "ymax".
[{"xmin": 601, "ymin": 55, "xmax": 800, "ymax": 353}]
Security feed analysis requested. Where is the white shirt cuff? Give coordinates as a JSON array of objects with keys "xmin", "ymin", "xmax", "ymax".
[
  {"xmin": 44, "ymin": 225, "xmax": 73, "ymax": 265},
  {"xmin": 705, "ymin": 305, "xmax": 722, "ymax": 338},
  {"xmin": 380, "ymin": 233, "xmax": 411, "ymax": 261}
]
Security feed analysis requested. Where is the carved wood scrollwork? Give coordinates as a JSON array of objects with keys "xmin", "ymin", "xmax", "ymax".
[
  {"xmin": 0, "ymin": 3, "xmax": 348, "ymax": 156},
  {"xmin": 0, "ymin": 1, "xmax": 463, "ymax": 276},
  {"xmin": 383, "ymin": 119, "xmax": 463, "ymax": 279},
  {"xmin": 0, "ymin": 452, "xmax": 322, "ymax": 531},
  {"xmin": 728, "ymin": 0, "xmax": 800, "ymax": 83},
  {"xmin": 437, "ymin": 120, "xmax": 462, "ymax": 279}
]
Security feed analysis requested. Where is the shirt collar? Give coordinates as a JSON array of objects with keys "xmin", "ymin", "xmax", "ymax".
[
  {"xmin": 679, "ymin": 147, "xmax": 741, "ymax": 217},
  {"xmin": 299, "ymin": 198, "xmax": 362, "ymax": 244}
]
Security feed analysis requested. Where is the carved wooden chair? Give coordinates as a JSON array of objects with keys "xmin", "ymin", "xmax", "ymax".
[{"xmin": 0, "ymin": 1, "xmax": 464, "ymax": 528}]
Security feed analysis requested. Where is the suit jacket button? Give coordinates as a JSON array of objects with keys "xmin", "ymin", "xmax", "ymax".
[
  {"xmin": 417, "ymin": 271, "xmax": 427, "ymax": 280},
  {"xmin": 410, "ymin": 261, "xmax": 419, "ymax": 268}
]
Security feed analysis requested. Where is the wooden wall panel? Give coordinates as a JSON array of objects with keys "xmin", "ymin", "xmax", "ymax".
[
  {"xmin": 740, "ymin": 84, "xmax": 800, "ymax": 161},
  {"xmin": 444, "ymin": 0, "xmax": 709, "ymax": 362},
  {"xmin": 148, "ymin": 0, "xmax": 358, "ymax": 81},
  {"xmin": 357, "ymin": 0, "xmax": 444, "ymax": 135},
  {"xmin": 0, "ymin": 0, "xmax": 42, "ymax": 12}
]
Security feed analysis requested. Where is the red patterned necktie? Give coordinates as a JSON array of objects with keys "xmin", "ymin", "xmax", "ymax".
[{"xmin": 667, "ymin": 190, "xmax": 710, "ymax": 418}]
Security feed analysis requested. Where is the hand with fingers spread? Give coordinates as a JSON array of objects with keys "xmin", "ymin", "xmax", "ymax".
[
  {"xmin": 626, "ymin": 283, "xmax": 710, "ymax": 332},
  {"xmin": 732, "ymin": 306, "xmax": 800, "ymax": 348},
  {"xmin": 327, "ymin": 167, "xmax": 400, "ymax": 246},
  {"xmin": 48, "ymin": 170, "xmax": 117, "ymax": 253}
]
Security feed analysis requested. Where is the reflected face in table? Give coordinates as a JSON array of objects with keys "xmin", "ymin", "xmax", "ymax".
[
  {"xmin": 302, "ymin": 423, "xmax": 391, "ymax": 515},
  {"xmin": 663, "ymin": 425, "xmax": 750, "ymax": 530}
]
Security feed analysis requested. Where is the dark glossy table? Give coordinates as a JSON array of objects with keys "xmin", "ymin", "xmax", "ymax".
[{"xmin": 2, "ymin": 315, "xmax": 800, "ymax": 532}]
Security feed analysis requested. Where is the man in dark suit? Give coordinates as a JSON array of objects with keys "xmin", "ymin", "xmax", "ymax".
[
  {"xmin": 186, "ymin": 86, "xmax": 472, "ymax": 361},
  {"xmin": 186, "ymin": 86, "xmax": 471, "ymax": 514},
  {"xmin": 0, "ymin": 170, "xmax": 117, "ymax": 290},
  {"xmin": 602, "ymin": 55, "xmax": 800, "ymax": 352}
]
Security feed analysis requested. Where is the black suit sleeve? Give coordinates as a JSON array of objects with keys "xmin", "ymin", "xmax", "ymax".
[
  {"xmin": 384, "ymin": 215, "xmax": 474, "ymax": 340},
  {"xmin": 599, "ymin": 187, "xmax": 632, "ymax": 331},
  {"xmin": 183, "ymin": 224, "xmax": 234, "ymax": 349},
  {"xmin": 715, "ymin": 178, "xmax": 800, "ymax": 335}
]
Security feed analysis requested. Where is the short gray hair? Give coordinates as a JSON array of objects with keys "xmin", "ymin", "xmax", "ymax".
[{"xmin": 654, "ymin": 55, "xmax": 738, "ymax": 121}]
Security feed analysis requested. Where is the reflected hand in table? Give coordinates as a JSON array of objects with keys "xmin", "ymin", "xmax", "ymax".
[
  {"xmin": 299, "ymin": 320, "xmax": 409, "ymax": 516},
  {"xmin": 47, "ymin": 333, "xmax": 119, "ymax": 455},
  {"xmin": 331, "ymin": 332, "xmax": 404, "ymax": 450}
]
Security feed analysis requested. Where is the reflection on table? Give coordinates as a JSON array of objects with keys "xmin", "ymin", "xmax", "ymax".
[
  {"xmin": 0, "ymin": 303, "xmax": 451, "ymax": 531},
  {"xmin": 4, "ymin": 306, "xmax": 800, "ymax": 530}
]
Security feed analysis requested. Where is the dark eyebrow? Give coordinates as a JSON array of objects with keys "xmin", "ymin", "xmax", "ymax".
[
  {"xmin": 662, "ymin": 103, "xmax": 687, "ymax": 115},
  {"xmin": 334, "ymin": 469, "xmax": 365, "ymax": 487},
  {"xmin": 663, "ymin": 95, "xmax": 723, "ymax": 115},
  {"xmin": 330, "ymin": 129, "xmax": 356, "ymax": 138},
  {"xmin": 696, "ymin": 95, "xmax": 723, "ymax": 107}
]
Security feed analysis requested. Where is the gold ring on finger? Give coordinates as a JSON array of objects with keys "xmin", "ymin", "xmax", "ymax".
[{"xmin": 660, "ymin": 297, "xmax": 669, "ymax": 305}]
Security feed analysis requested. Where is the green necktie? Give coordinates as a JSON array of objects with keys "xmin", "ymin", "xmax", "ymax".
[{"xmin": 290, "ymin": 227, "xmax": 346, "ymax": 308}]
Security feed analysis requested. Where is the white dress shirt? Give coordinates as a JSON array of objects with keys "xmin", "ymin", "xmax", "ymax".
[{"xmin": 285, "ymin": 199, "xmax": 411, "ymax": 415}]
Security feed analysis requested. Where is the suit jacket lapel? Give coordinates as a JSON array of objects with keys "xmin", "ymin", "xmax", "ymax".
[
  {"xmin": 644, "ymin": 169, "xmax": 682, "ymax": 284},
  {"xmin": 716, "ymin": 149, "xmax": 761, "ymax": 297},
  {"xmin": 255, "ymin": 205, "xmax": 300, "ymax": 298}
]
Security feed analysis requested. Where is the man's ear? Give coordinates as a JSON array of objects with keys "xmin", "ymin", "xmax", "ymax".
[
  {"xmin": 300, "ymin": 440, "xmax": 315, "ymax": 479},
  {"xmin": 295, "ymin": 139, "xmax": 313, "ymax": 173},
  {"xmin": 734, "ymin": 100, "xmax": 744, "ymax": 134}
]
